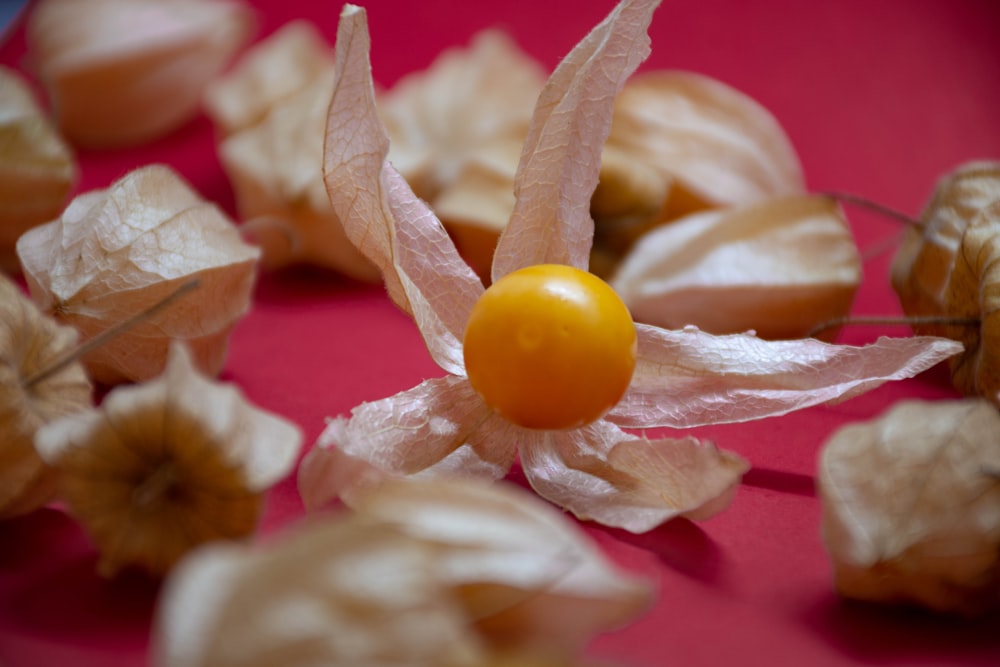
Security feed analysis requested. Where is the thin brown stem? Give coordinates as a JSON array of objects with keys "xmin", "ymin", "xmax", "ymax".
[
  {"xmin": 808, "ymin": 314, "xmax": 980, "ymax": 339},
  {"xmin": 24, "ymin": 279, "xmax": 201, "ymax": 389},
  {"xmin": 822, "ymin": 191, "xmax": 924, "ymax": 228}
]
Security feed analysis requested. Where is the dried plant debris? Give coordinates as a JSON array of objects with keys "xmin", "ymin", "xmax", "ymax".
[
  {"xmin": 0, "ymin": 273, "xmax": 91, "ymax": 518},
  {"xmin": 890, "ymin": 161, "xmax": 1000, "ymax": 402},
  {"xmin": 34, "ymin": 343, "xmax": 302, "ymax": 577},
  {"xmin": 818, "ymin": 399, "xmax": 1000, "ymax": 616},
  {"xmin": 16, "ymin": 164, "xmax": 260, "ymax": 385},
  {"xmin": 610, "ymin": 195, "xmax": 861, "ymax": 340},
  {"xmin": 301, "ymin": 1, "xmax": 961, "ymax": 534},
  {"xmin": 153, "ymin": 478, "xmax": 651, "ymax": 667},
  {"xmin": 25, "ymin": 0, "xmax": 254, "ymax": 148},
  {"xmin": 592, "ymin": 70, "xmax": 805, "ymax": 275},
  {"xmin": 0, "ymin": 66, "xmax": 76, "ymax": 272}
]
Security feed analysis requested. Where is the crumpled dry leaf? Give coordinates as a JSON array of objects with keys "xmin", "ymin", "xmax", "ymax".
[
  {"xmin": 0, "ymin": 273, "xmax": 91, "ymax": 518},
  {"xmin": 818, "ymin": 399, "xmax": 1000, "ymax": 616},
  {"xmin": 25, "ymin": 0, "xmax": 254, "ymax": 148},
  {"xmin": 34, "ymin": 342, "xmax": 302, "ymax": 577},
  {"xmin": 380, "ymin": 29, "xmax": 545, "ymax": 281},
  {"xmin": 610, "ymin": 195, "xmax": 861, "ymax": 339},
  {"xmin": 16, "ymin": 164, "xmax": 260, "ymax": 385},
  {"xmin": 308, "ymin": 1, "xmax": 962, "ymax": 534},
  {"xmin": 890, "ymin": 161, "xmax": 1000, "ymax": 401},
  {"xmin": 154, "ymin": 478, "xmax": 650, "ymax": 667},
  {"xmin": 204, "ymin": 22, "xmax": 379, "ymax": 279},
  {"xmin": 0, "ymin": 66, "xmax": 76, "ymax": 272},
  {"xmin": 591, "ymin": 70, "xmax": 805, "ymax": 274}
]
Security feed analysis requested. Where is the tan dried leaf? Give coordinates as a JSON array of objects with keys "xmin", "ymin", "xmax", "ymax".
[
  {"xmin": 0, "ymin": 273, "xmax": 91, "ymax": 518},
  {"xmin": 34, "ymin": 343, "xmax": 302, "ymax": 577},
  {"xmin": 0, "ymin": 66, "xmax": 76, "ymax": 272},
  {"xmin": 890, "ymin": 161, "xmax": 1000, "ymax": 401},
  {"xmin": 25, "ymin": 0, "xmax": 254, "ymax": 148},
  {"xmin": 610, "ymin": 195, "xmax": 861, "ymax": 339},
  {"xmin": 592, "ymin": 70, "xmax": 805, "ymax": 272},
  {"xmin": 16, "ymin": 164, "xmax": 260, "ymax": 385},
  {"xmin": 380, "ymin": 30, "xmax": 545, "ymax": 281},
  {"xmin": 818, "ymin": 399, "xmax": 1000, "ymax": 616}
]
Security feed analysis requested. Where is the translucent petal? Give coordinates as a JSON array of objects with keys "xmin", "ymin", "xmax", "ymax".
[{"xmin": 609, "ymin": 324, "xmax": 964, "ymax": 429}]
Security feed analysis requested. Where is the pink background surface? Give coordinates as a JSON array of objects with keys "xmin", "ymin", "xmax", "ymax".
[{"xmin": 2, "ymin": 1, "xmax": 1000, "ymax": 665}]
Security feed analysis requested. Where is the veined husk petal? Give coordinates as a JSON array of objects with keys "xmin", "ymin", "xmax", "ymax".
[
  {"xmin": 203, "ymin": 20, "xmax": 334, "ymax": 137},
  {"xmin": 323, "ymin": 5, "xmax": 483, "ymax": 375},
  {"xmin": 609, "ymin": 324, "xmax": 963, "ymax": 429},
  {"xmin": 610, "ymin": 195, "xmax": 860, "ymax": 339},
  {"xmin": 491, "ymin": 0, "xmax": 662, "ymax": 281},
  {"xmin": 520, "ymin": 419, "xmax": 748, "ymax": 533},
  {"xmin": 34, "ymin": 343, "xmax": 302, "ymax": 576},
  {"xmin": 154, "ymin": 518, "xmax": 486, "ymax": 667},
  {"xmin": 818, "ymin": 399, "xmax": 1000, "ymax": 615},
  {"xmin": 351, "ymin": 478, "xmax": 653, "ymax": 653},
  {"xmin": 26, "ymin": 0, "xmax": 254, "ymax": 148},
  {"xmin": 298, "ymin": 375, "xmax": 519, "ymax": 509},
  {"xmin": 0, "ymin": 66, "xmax": 76, "ymax": 272},
  {"xmin": 15, "ymin": 164, "xmax": 260, "ymax": 384}
]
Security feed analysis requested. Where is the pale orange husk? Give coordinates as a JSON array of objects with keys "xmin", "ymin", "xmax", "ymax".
[
  {"xmin": 890, "ymin": 161, "xmax": 1000, "ymax": 402},
  {"xmin": 818, "ymin": 399, "xmax": 1000, "ymax": 616},
  {"xmin": 25, "ymin": 0, "xmax": 254, "ymax": 148},
  {"xmin": 34, "ymin": 343, "xmax": 302, "ymax": 577},
  {"xmin": 153, "ymin": 477, "xmax": 650, "ymax": 666},
  {"xmin": 610, "ymin": 195, "xmax": 861, "ymax": 339},
  {"xmin": 379, "ymin": 29, "xmax": 545, "ymax": 281},
  {"xmin": 592, "ymin": 70, "xmax": 805, "ymax": 273},
  {"xmin": 0, "ymin": 66, "xmax": 76, "ymax": 272},
  {"xmin": 0, "ymin": 273, "xmax": 91, "ymax": 518},
  {"xmin": 16, "ymin": 164, "xmax": 260, "ymax": 385}
]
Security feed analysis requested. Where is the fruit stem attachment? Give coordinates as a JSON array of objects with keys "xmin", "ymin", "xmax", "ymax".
[
  {"xmin": 822, "ymin": 191, "xmax": 924, "ymax": 228},
  {"xmin": 808, "ymin": 314, "xmax": 980, "ymax": 339},
  {"xmin": 23, "ymin": 279, "xmax": 201, "ymax": 389}
]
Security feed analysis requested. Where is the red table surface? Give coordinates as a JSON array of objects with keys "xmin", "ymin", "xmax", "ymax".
[{"xmin": 2, "ymin": 1, "xmax": 1000, "ymax": 665}]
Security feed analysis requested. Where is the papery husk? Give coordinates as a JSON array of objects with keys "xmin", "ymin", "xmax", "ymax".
[
  {"xmin": 890, "ymin": 162, "xmax": 1000, "ymax": 402},
  {"xmin": 379, "ymin": 29, "xmax": 545, "ymax": 282},
  {"xmin": 610, "ymin": 195, "xmax": 861, "ymax": 340},
  {"xmin": 34, "ymin": 343, "xmax": 302, "ymax": 577},
  {"xmin": 0, "ymin": 66, "xmax": 76, "ymax": 272},
  {"xmin": 203, "ymin": 20, "xmax": 333, "ymax": 137},
  {"xmin": 15, "ymin": 164, "xmax": 260, "ymax": 385},
  {"xmin": 592, "ymin": 70, "xmax": 805, "ymax": 273},
  {"xmin": 25, "ymin": 0, "xmax": 254, "ymax": 148},
  {"xmin": 818, "ymin": 399, "xmax": 1000, "ymax": 616},
  {"xmin": 0, "ymin": 273, "xmax": 91, "ymax": 518}
]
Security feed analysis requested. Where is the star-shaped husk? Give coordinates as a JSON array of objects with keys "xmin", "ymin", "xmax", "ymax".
[
  {"xmin": 153, "ymin": 478, "xmax": 651, "ymax": 666},
  {"xmin": 16, "ymin": 164, "xmax": 261, "ymax": 385},
  {"xmin": 299, "ymin": 1, "xmax": 962, "ymax": 533},
  {"xmin": 34, "ymin": 342, "xmax": 303, "ymax": 577},
  {"xmin": 890, "ymin": 161, "xmax": 1000, "ymax": 402},
  {"xmin": 0, "ymin": 273, "xmax": 92, "ymax": 518}
]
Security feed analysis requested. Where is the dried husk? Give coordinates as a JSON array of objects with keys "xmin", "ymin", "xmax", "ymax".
[
  {"xmin": 25, "ymin": 0, "xmax": 254, "ymax": 148},
  {"xmin": 890, "ymin": 162, "xmax": 1000, "ymax": 401},
  {"xmin": 0, "ymin": 273, "xmax": 91, "ymax": 518},
  {"xmin": 34, "ymin": 343, "xmax": 302, "ymax": 577},
  {"xmin": 153, "ymin": 478, "xmax": 649, "ymax": 667},
  {"xmin": 203, "ymin": 20, "xmax": 334, "ymax": 137},
  {"xmin": 818, "ymin": 399, "xmax": 1000, "ymax": 616},
  {"xmin": 379, "ymin": 29, "xmax": 545, "ymax": 281},
  {"xmin": 610, "ymin": 195, "xmax": 861, "ymax": 339},
  {"xmin": 592, "ymin": 70, "xmax": 805, "ymax": 274},
  {"xmin": 16, "ymin": 164, "xmax": 260, "ymax": 385},
  {"xmin": 0, "ymin": 66, "xmax": 76, "ymax": 272}
]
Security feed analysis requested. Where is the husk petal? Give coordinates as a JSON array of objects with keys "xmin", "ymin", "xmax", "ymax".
[
  {"xmin": 520, "ymin": 419, "xmax": 748, "ymax": 533},
  {"xmin": 298, "ymin": 375, "xmax": 518, "ymax": 509},
  {"xmin": 609, "ymin": 324, "xmax": 963, "ymax": 429},
  {"xmin": 323, "ymin": 5, "xmax": 483, "ymax": 375},
  {"xmin": 491, "ymin": 0, "xmax": 662, "ymax": 281}
]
